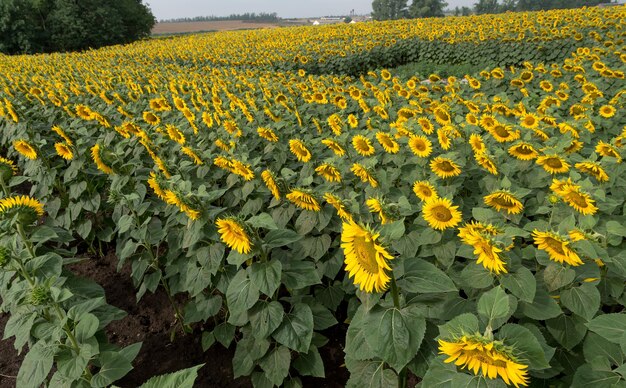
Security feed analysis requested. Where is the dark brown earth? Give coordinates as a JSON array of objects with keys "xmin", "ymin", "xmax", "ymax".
[{"xmin": 0, "ymin": 251, "xmax": 350, "ymax": 387}]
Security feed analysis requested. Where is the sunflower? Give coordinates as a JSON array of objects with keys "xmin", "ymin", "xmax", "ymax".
[
  {"xmin": 166, "ymin": 124, "xmax": 185, "ymax": 145},
  {"xmin": 480, "ymin": 115, "xmax": 496, "ymax": 130},
  {"xmin": 430, "ymin": 157, "xmax": 461, "ymax": 179},
  {"xmin": 255, "ymin": 127, "xmax": 278, "ymax": 142},
  {"xmin": 324, "ymin": 193, "xmax": 353, "ymax": 222},
  {"xmin": 466, "ymin": 113, "xmax": 479, "ymax": 126},
  {"xmin": 261, "ymin": 170, "xmax": 281, "ymax": 200},
  {"xmin": 289, "ymin": 139, "xmax": 312, "ymax": 162},
  {"xmin": 75, "ymin": 104, "xmax": 94, "ymax": 120},
  {"xmin": 142, "ymin": 111, "xmax": 160, "ymax": 126},
  {"xmin": 55, "ymin": 143, "xmax": 73, "ymax": 160},
  {"xmin": 519, "ymin": 113, "xmax": 540, "ymax": 129},
  {"xmin": 596, "ymin": 141, "xmax": 622, "ymax": 162},
  {"xmin": 216, "ymin": 218, "xmax": 252, "ymax": 254},
  {"xmin": 51, "ymin": 125, "xmax": 73, "ymax": 146},
  {"xmin": 181, "ymin": 146, "xmax": 203, "ymax": 165},
  {"xmin": 348, "ymin": 114, "xmax": 359, "ymax": 128},
  {"xmin": 214, "ymin": 139, "xmax": 231, "ymax": 152},
  {"xmin": 536, "ymin": 155, "xmax": 570, "ymax": 174},
  {"xmin": 549, "ymin": 177, "xmax": 575, "ymax": 196},
  {"xmin": 341, "ymin": 221, "xmax": 393, "ymax": 293},
  {"xmin": 352, "ymin": 135, "xmax": 375, "ymax": 156},
  {"xmin": 418, "ymin": 117, "xmax": 435, "ymax": 134},
  {"xmin": 574, "ymin": 161, "xmax": 608, "ymax": 182},
  {"xmin": 408, "ymin": 135, "xmax": 433, "ymax": 158},
  {"xmin": 484, "ymin": 191, "xmax": 523, "ymax": 215},
  {"xmin": 286, "ymin": 189, "xmax": 320, "ymax": 211},
  {"xmin": 147, "ymin": 172, "xmax": 168, "ymax": 200},
  {"xmin": 560, "ymin": 186, "xmax": 598, "ymax": 215},
  {"xmin": 315, "ymin": 163, "xmax": 342, "ymax": 183},
  {"xmin": 0, "ymin": 156, "xmax": 18, "ymax": 180},
  {"xmin": 321, "ymin": 138, "xmax": 346, "ymax": 156},
  {"xmin": 437, "ymin": 128, "xmax": 452, "ymax": 150},
  {"xmin": 413, "ymin": 181, "xmax": 438, "ymax": 201},
  {"xmin": 469, "ymin": 134, "xmax": 486, "ymax": 154},
  {"xmin": 91, "ymin": 144, "xmax": 114, "ymax": 175},
  {"xmin": 366, "ymin": 197, "xmax": 391, "ymax": 225},
  {"xmin": 13, "ymin": 140, "xmax": 37, "ymax": 160},
  {"xmin": 489, "ymin": 124, "xmax": 520, "ymax": 143},
  {"xmin": 422, "ymin": 197, "xmax": 462, "ymax": 230},
  {"xmin": 375, "ymin": 132, "xmax": 400, "ymax": 154},
  {"xmin": 533, "ymin": 230, "xmax": 583, "ymax": 266},
  {"xmin": 433, "ymin": 106, "xmax": 452, "ymax": 125},
  {"xmin": 568, "ymin": 229, "xmax": 587, "ymax": 242},
  {"xmin": 0, "ymin": 195, "xmax": 45, "ymax": 222},
  {"xmin": 438, "ymin": 335, "xmax": 529, "ymax": 387},
  {"xmin": 231, "ymin": 159, "xmax": 255, "ymax": 181},
  {"xmin": 351, "ymin": 163, "xmax": 378, "ymax": 188},
  {"xmin": 475, "ymin": 153, "xmax": 498, "ymax": 175},
  {"xmin": 328, "ymin": 113, "xmax": 343, "ymax": 135},
  {"xmin": 458, "ymin": 224, "xmax": 507, "ymax": 274},
  {"xmin": 506, "ymin": 143, "xmax": 536, "ymax": 161}
]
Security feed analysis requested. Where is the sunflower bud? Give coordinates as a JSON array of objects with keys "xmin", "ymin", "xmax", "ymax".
[
  {"xmin": 548, "ymin": 194, "xmax": 560, "ymax": 204},
  {"xmin": 28, "ymin": 284, "xmax": 50, "ymax": 306}
]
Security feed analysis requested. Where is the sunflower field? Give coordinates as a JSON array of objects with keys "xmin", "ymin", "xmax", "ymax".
[{"xmin": 1, "ymin": 5, "xmax": 626, "ymax": 388}]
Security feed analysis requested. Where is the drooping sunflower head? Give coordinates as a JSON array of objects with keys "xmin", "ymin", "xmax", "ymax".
[
  {"xmin": 469, "ymin": 134, "xmax": 485, "ymax": 154},
  {"xmin": 321, "ymin": 138, "xmax": 346, "ymax": 156},
  {"xmin": 324, "ymin": 193, "xmax": 353, "ymax": 222},
  {"xmin": 595, "ymin": 141, "xmax": 622, "ymax": 162},
  {"xmin": 257, "ymin": 127, "xmax": 279, "ymax": 142},
  {"xmin": 575, "ymin": 161, "xmax": 609, "ymax": 182},
  {"xmin": 475, "ymin": 153, "xmax": 499, "ymax": 176},
  {"xmin": 532, "ymin": 230, "xmax": 583, "ymax": 266},
  {"xmin": 438, "ymin": 334, "xmax": 529, "ymax": 387},
  {"xmin": 230, "ymin": 159, "xmax": 255, "ymax": 181},
  {"xmin": 286, "ymin": 188, "xmax": 320, "ymax": 212},
  {"xmin": 484, "ymin": 190, "xmax": 524, "ymax": 215},
  {"xmin": 91, "ymin": 144, "xmax": 114, "ymax": 175},
  {"xmin": 351, "ymin": 163, "xmax": 378, "ymax": 188},
  {"xmin": 375, "ymin": 132, "xmax": 400, "ymax": 154},
  {"xmin": 315, "ymin": 163, "xmax": 342, "ymax": 183},
  {"xmin": 216, "ymin": 217, "xmax": 253, "ymax": 254},
  {"xmin": 536, "ymin": 155, "xmax": 570, "ymax": 174},
  {"xmin": 142, "ymin": 111, "xmax": 160, "ymax": 126},
  {"xmin": 430, "ymin": 157, "xmax": 462, "ymax": 179},
  {"xmin": 413, "ymin": 180, "xmax": 438, "ymax": 202},
  {"xmin": 422, "ymin": 197, "xmax": 462, "ymax": 231},
  {"xmin": 519, "ymin": 113, "xmax": 539, "ymax": 129},
  {"xmin": 0, "ymin": 156, "xmax": 18, "ymax": 181},
  {"xmin": 352, "ymin": 135, "xmax": 375, "ymax": 156},
  {"xmin": 54, "ymin": 142, "xmax": 74, "ymax": 161},
  {"xmin": 0, "ymin": 195, "xmax": 45, "ymax": 223},
  {"xmin": 13, "ymin": 140, "xmax": 38, "ymax": 160},
  {"xmin": 560, "ymin": 186, "xmax": 597, "ymax": 215},
  {"xmin": 341, "ymin": 221, "xmax": 393, "ymax": 293},
  {"xmin": 289, "ymin": 139, "xmax": 312, "ymax": 162},
  {"xmin": 261, "ymin": 170, "xmax": 281, "ymax": 200},
  {"xmin": 433, "ymin": 106, "xmax": 452, "ymax": 125}
]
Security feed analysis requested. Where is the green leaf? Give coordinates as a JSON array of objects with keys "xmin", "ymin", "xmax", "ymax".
[
  {"xmin": 392, "ymin": 231, "xmax": 420, "ymax": 258},
  {"xmin": 543, "ymin": 264, "xmax": 576, "ymax": 292},
  {"xmin": 264, "ymin": 229, "xmax": 303, "ymax": 248},
  {"xmin": 380, "ymin": 219, "xmax": 405, "ymax": 241},
  {"xmin": 249, "ymin": 301, "xmax": 284, "ymax": 339},
  {"xmin": 477, "ymin": 286, "xmax": 509, "ymax": 324},
  {"xmin": 213, "ymin": 322, "xmax": 236, "ymax": 348},
  {"xmin": 16, "ymin": 341, "xmax": 55, "ymax": 388},
  {"xmin": 201, "ymin": 332, "xmax": 215, "ymax": 352},
  {"xmin": 118, "ymin": 214, "xmax": 134, "ymax": 234},
  {"xmin": 346, "ymin": 360, "xmax": 397, "ymax": 388},
  {"xmin": 74, "ymin": 313, "xmax": 99, "ymax": 343},
  {"xmin": 519, "ymin": 286, "xmax": 561, "ymax": 320},
  {"xmin": 259, "ymin": 346, "xmax": 291, "ymax": 386},
  {"xmin": 295, "ymin": 210, "xmax": 317, "ymax": 235},
  {"xmin": 498, "ymin": 324, "xmax": 551, "ymax": 370},
  {"xmin": 571, "ymin": 364, "xmax": 623, "ymax": 388},
  {"xmin": 226, "ymin": 269, "xmax": 259, "ymax": 325},
  {"xmin": 546, "ymin": 314, "xmax": 588, "ymax": 350},
  {"xmin": 500, "ymin": 267, "xmax": 536, "ymax": 303},
  {"xmin": 281, "ymin": 260, "xmax": 321, "ymax": 289},
  {"xmin": 588, "ymin": 314, "xmax": 626, "ymax": 344},
  {"xmin": 309, "ymin": 302, "xmax": 338, "ymax": 330},
  {"xmin": 248, "ymin": 260, "xmax": 282, "ymax": 297},
  {"xmin": 364, "ymin": 305, "xmax": 426, "ymax": 372},
  {"xmin": 398, "ymin": 258, "xmax": 457, "ymax": 293},
  {"xmin": 345, "ymin": 307, "xmax": 376, "ymax": 361},
  {"xmin": 584, "ymin": 332, "xmax": 624, "ymax": 366},
  {"xmin": 91, "ymin": 351, "xmax": 134, "ymax": 387},
  {"xmin": 184, "ymin": 294, "xmax": 222, "ymax": 324},
  {"xmin": 438, "ymin": 313, "xmax": 479, "ymax": 339},
  {"xmin": 293, "ymin": 347, "xmax": 325, "ymax": 377},
  {"xmin": 138, "ymin": 364, "xmax": 204, "ymax": 388},
  {"xmin": 272, "ymin": 303, "xmax": 314, "ymax": 353},
  {"xmin": 561, "ymin": 283, "xmax": 601, "ymax": 321},
  {"xmin": 420, "ymin": 359, "xmax": 458, "ymax": 388},
  {"xmin": 57, "ymin": 345, "xmax": 93, "ymax": 381},
  {"xmin": 606, "ymin": 221, "xmax": 626, "ymax": 237},
  {"xmin": 247, "ymin": 213, "xmax": 278, "ymax": 230}
]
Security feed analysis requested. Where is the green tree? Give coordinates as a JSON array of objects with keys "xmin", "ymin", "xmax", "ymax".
[
  {"xmin": 474, "ymin": 0, "xmax": 500, "ymax": 14},
  {"xmin": 0, "ymin": 0, "xmax": 155, "ymax": 54},
  {"xmin": 409, "ymin": 0, "xmax": 448, "ymax": 18},
  {"xmin": 371, "ymin": 0, "xmax": 408, "ymax": 20}
]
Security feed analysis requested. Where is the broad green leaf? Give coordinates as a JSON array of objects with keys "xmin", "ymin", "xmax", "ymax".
[
  {"xmin": 345, "ymin": 307, "xmax": 376, "ymax": 361},
  {"xmin": 17, "ymin": 341, "xmax": 56, "ymax": 388},
  {"xmin": 91, "ymin": 351, "xmax": 134, "ymax": 387},
  {"xmin": 584, "ymin": 332, "xmax": 624, "ymax": 366},
  {"xmin": 213, "ymin": 322, "xmax": 236, "ymax": 348},
  {"xmin": 346, "ymin": 360, "xmax": 397, "ymax": 388},
  {"xmin": 606, "ymin": 221, "xmax": 626, "ymax": 238},
  {"xmin": 74, "ymin": 313, "xmax": 99, "ymax": 343},
  {"xmin": 259, "ymin": 346, "xmax": 291, "ymax": 386},
  {"xmin": 272, "ymin": 303, "xmax": 314, "ymax": 353},
  {"xmin": 498, "ymin": 324, "xmax": 551, "ymax": 370},
  {"xmin": 500, "ymin": 267, "xmax": 536, "ymax": 303},
  {"xmin": 588, "ymin": 314, "xmax": 626, "ymax": 344},
  {"xmin": 226, "ymin": 269, "xmax": 259, "ymax": 325},
  {"xmin": 571, "ymin": 364, "xmax": 623, "ymax": 388},
  {"xmin": 364, "ymin": 305, "xmax": 426, "ymax": 372},
  {"xmin": 519, "ymin": 286, "xmax": 561, "ymax": 320},
  {"xmin": 477, "ymin": 286, "xmax": 509, "ymax": 324},
  {"xmin": 138, "ymin": 364, "xmax": 204, "ymax": 388},
  {"xmin": 438, "ymin": 313, "xmax": 479, "ymax": 339},
  {"xmin": 248, "ymin": 260, "xmax": 282, "ymax": 296},
  {"xmin": 309, "ymin": 302, "xmax": 338, "ymax": 330},
  {"xmin": 546, "ymin": 314, "xmax": 587, "ymax": 350},
  {"xmin": 249, "ymin": 301, "xmax": 284, "ymax": 339},
  {"xmin": 561, "ymin": 283, "xmax": 601, "ymax": 321},
  {"xmin": 281, "ymin": 260, "xmax": 321, "ymax": 289},
  {"xmin": 264, "ymin": 229, "xmax": 303, "ymax": 248},
  {"xmin": 398, "ymin": 258, "xmax": 457, "ymax": 293},
  {"xmin": 380, "ymin": 219, "xmax": 405, "ymax": 241},
  {"xmin": 420, "ymin": 359, "xmax": 458, "ymax": 388},
  {"xmin": 543, "ymin": 264, "xmax": 576, "ymax": 292},
  {"xmin": 293, "ymin": 346, "xmax": 325, "ymax": 378},
  {"xmin": 247, "ymin": 213, "xmax": 278, "ymax": 230}
]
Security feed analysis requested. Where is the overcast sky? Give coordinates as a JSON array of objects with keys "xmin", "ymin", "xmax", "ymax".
[{"xmin": 146, "ymin": 0, "xmax": 476, "ymax": 20}]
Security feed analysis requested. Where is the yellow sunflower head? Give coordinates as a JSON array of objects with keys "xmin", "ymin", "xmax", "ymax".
[
  {"xmin": 341, "ymin": 221, "xmax": 393, "ymax": 293},
  {"xmin": 286, "ymin": 188, "xmax": 320, "ymax": 212},
  {"xmin": 216, "ymin": 217, "xmax": 253, "ymax": 254},
  {"xmin": 375, "ymin": 132, "xmax": 400, "ymax": 154},
  {"xmin": 484, "ymin": 190, "xmax": 524, "ymax": 215},
  {"xmin": 533, "ymin": 230, "xmax": 583, "ymax": 266},
  {"xmin": 315, "ymin": 163, "xmax": 342, "ymax": 183},
  {"xmin": 0, "ymin": 195, "xmax": 45, "ymax": 224},
  {"xmin": 352, "ymin": 135, "xmax": 375, "ymax": 157},
  {"xmin": 422, "ymin": 197, "xmax": 462, "ymax": 230},
  {"xmin": 13, "ymin": 140, "xmax": 38, "ymax": 160},
  {"xmin": 0, "ymin": 156, "xmax": 18, "ymax": 181},
  {"xmin": 413, "ymin": 180, "xmax": 438, "ymax": 202},
  {"xmin": 409, "ymin": 135, "xmax": 433, "ymax": 158},
  {"xmin": 261, "ymin": 170, "xmax": 281, "ymax": 200},
  {"xmin": 289, "ymin": 139, "xmax": 312, "ymax": 162},
  {"xmin": 430, "ymin": 157, "xmax": 462, "ymax": 179},
  {"xmin": 55, "ymin": 143, "xmax": 74, "ymax": 161},
  {"xmin": 536, "ymin": 155, "xmax": 570, "ymax": 174}
]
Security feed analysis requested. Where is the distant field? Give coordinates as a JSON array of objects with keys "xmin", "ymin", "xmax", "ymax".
[{"xmin": 152, "ymin": 20, "xmax": 282, "ymax": 34}]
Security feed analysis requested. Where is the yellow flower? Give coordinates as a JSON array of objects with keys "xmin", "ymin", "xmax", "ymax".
[
  {"xmin": 352, "ymin": 135, "xmax": 375, "ymax": 156},
  {"xmin": 55, "ymin": 143, "xmax": 74, "ymax": 160},
  {"xmin": 422, "ymin": 197, "xmax": 462, "ymax": 230},
  {"xmin": 418, "ymin": 117, "xmax": 434, "ymax": 134},
  {"xmin": 430, "ymin": 157, "xmax": 461, "ymax": 179},
  {"xmin": 216, "ymin": 218, "xmax": 252, "ymax": 254},
  {"xmin": 0, "ymin": 156, "xmax": 18, "ymax": 180},
  {"xmin": 596, "ymin": 141, "xmax": 622, "ymax": 162},
  {"xmin": 375, "ymin": 132, "xmax": 400, "ymax": 154},
  {"xmin": 438, "ymin": 335, "xmax": 529, "ymax": 387},
  {"xmin": 568, "ymin": 229, "xmax": 587, "ymax": 242},
  {"xmin": 51, "ymin": 125, "xmax": 73, "ymax": 146},
  {"xmin": 519, "ymin": 113, "xmax": 539, "ymax": 129},
  {"xmin": 321, "ymin": 138, "xmax": 346, "ymax": 156},
  {"xmin": 327, "ymin": 113, "xmax": 343, "ymax": 135},
  {"xmin": 147, "ymin": 172, "xmax": 168, "ymax": 201},
  {"xmin": 0, "ymin": 195, "xmax": 45, "ymax": 219},
  {"xmin": 475, "ymin": 153, "xmax": 498, "ymax": 176},
  {"xmin": 257, "ymin": 127, "xmax": 278, "ymax": 142},
  {"xmin": 458, "ymin": 224, "xmax": 507, "ymax": 274},
  {"xmin": 484, "ymin": 191, "xmax": 523, "ymax": 215},
  {"xmin": 13, "ymin": 140, "xmax": 37, "ymax": 160},
  {"xmin": 598, "ymin": 105, "xmax": 616, "ymax": 118},
  {"xmin": 533, "ymin": 230, "xmax": 583, "ymax": 266},
  {"xmin": 469, "ymin": 134, "xmax": 486, "ymax": 154},
  {"xmin": 181, "ymin": 147, "xmax": 203, "ymax": 165},
  {"xmin": 315, "ymin": 163, "xmax": 342, "ymax": 183},
  {"xmin": 166, "ymin": 124, "xmax": 185, "ymax": 145},
  {"xmin": 433, "ymin": 106, "xmax": 451, "ymax": 125},
  {"xmin": 143, "ymin": 111, "xmax": 160, "ymax": 126},
  {"xmin": 575, "ymin": 161, "xmax": 609, "ymax": 182},
  {"xmin": 488, "ymin": 124, "xmax": 520, "ymax": 143},
  {"xmin": 408, "ymin": 135, "xmax": 433, "ymax": 158},
  {"xmin": 560, "ymin": 186, "xmax": 598, "ymax": 215},
  {"xmin": 536, "ymin": 155, "xmax": 570, "ymax": 174},
  {"xmin": 231, "ymin": 159, "xmax": 254, "ymax": 181},
  {"xmin": 413, "ymin": 180, "xmax": 438, "ymax": 201},
  {"xmin": 286, "ymin": 189, "xmax": 320, "ymax": 211},
  {"xmin": 289, "ymin": 139, "xmax": 312, "ymax": 162},
  {"xmin": 351, "ymin": 163, "xmax": 378, "ymax": 188},
  {"xmin": 341, "ymin": 221, "xmax": 393, "ymax": 293},
  {"xmin": 324, "ymin": 193, "xmax": 353, "ymax": 222},
  {"xmin": 261, "ymin": 170, "xmax": 281, "ymax": 200},
  {"xmin": 91, "ymin": 144, "xmax": 114, "ymax": 175},
  {"xmin": 366, "ymin": 197, "xmax": 391, "ymax": 225}
]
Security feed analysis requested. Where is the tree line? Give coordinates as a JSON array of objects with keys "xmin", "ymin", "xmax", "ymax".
[
  {"xmin": 372, "ymin": 0, "xmax": 611, "ymax": 20},
  {"xmin": 0, "ymin": 0, "xmax": 155, "ymax": 55},
  {"xmin": 160, "ymin": 12, "xmax": 280, "ymax": 23}
]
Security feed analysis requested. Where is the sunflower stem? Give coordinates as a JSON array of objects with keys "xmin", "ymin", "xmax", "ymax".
[{"xmin": 389, "ymin": 273, "xmax": 408, "ymax": 388}]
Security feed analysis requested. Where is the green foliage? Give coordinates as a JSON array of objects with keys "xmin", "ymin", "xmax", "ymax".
[
  {"xmin": 372, "ymin": 0, "xmax": 408, "ymax": 20},
  {"xmin": 409, "ymin": 0, "xmax": 447, "ymax": 18}
]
